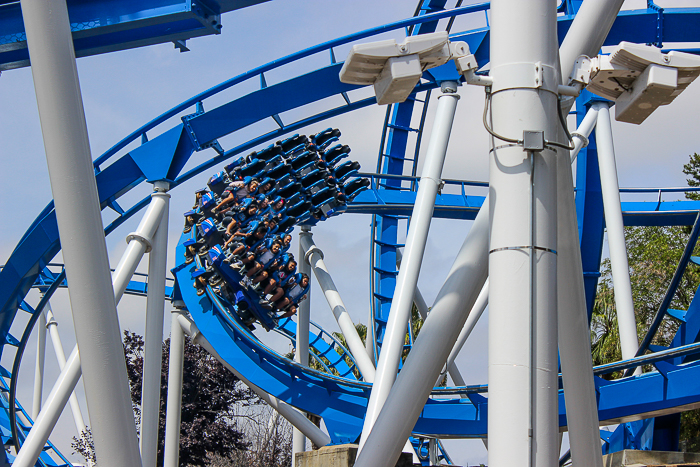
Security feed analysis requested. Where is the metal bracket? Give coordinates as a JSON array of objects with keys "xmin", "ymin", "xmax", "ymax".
[{"xmin": 126, "ymin": 232, "xmax": 153, "ymax": 253}]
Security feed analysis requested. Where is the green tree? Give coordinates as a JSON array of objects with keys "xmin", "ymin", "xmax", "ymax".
[{"xmin": 591, "ymin": 153, "xmax": 700, "ymax": 447}]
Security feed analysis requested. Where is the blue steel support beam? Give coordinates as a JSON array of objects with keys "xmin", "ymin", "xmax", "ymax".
[
  {"xmin": 0, "ymin": 0, "xmax": 269, "ymax": 70},
  {"xmin": 575, "ymin": 94, "xmax": 606, "ymax": 322}
]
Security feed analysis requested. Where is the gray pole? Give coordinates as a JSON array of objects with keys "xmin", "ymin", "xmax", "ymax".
[{"xmin": 20, "ymin": 1, "xmax": 142, "ymax": 466}]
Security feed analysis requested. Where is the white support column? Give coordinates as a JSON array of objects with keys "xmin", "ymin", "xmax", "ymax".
[
  {"xmin": 556, "ymin": 1, "xmax": 624, "ymax": 463},
  {"xmin": 163, "ymin": 308, "xmax": 186, "ymax": 467},
  {"xmin": 20, "ymin": 2, "xmax": 141, "ymax": 465},
  {"xmin": 140, "ymin": 183, "xmax": 170, "ymax": 467},
  {"xmin": 14, "ymin": 348, "xmax": 82, "ymax": 467},
  {"xmin": 294, "ymin": 227, "xmax": 312, "ymax": 456},
  {"xmin": 300, "ymin": 235, "xmax": 376, "ymax": 382},
  {"xmin": 439, "ymin": 278, "xmax": 489, "ymax": 389},
  {"xmin": 354, "ymin": 201, "xmax": 489, "ymax": 467},
  {"xmin": 570, "ymin": 106, "xmax": 599, "ymax": 163},
  {"xmin": 594, "ymin": 103, "xmax": 640, "ymax": 365},
  {"xmin": 45, "ymin": 304, "xmax": 87, "ymax": 435},
  {"xmin": 32, "ymin": 307, "xmax": 47, "ymax": 420},
  {"xmin": 360, "ymin": 83, "xmax": 460, "ymax": 449},
  {"xmin": 175, "ymin": 313, "xmax": 330, "ymax": 447},
  {"xmin": 113, "ymin": 192, "xmax": 168, "ymax": 304},
  {"xmin": 488, "ymin": 2, "xmax": 559, "ymax": 467}
]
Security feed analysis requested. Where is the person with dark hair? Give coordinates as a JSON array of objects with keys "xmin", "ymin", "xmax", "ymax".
[{"xmin": 274, "ymin": 272, "xmax": 309, "ymax": 311}]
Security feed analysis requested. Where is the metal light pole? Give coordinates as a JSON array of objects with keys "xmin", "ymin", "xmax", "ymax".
[
  {"xmin": 140, "ymin": 183, "xmax": 170, "ymax": 467},
  {"xmin": 488, "ymin": 1, "xmax": 559, "ymax": 466},
  {"xmin": 359, "ymin": 82, "xmax": 460, "ymax": 450},
  {"xmin": 20, "ymin": 1, "xmax": 142, "ymax": 465}
]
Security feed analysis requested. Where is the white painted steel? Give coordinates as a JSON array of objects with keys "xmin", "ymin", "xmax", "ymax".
[
  {"xmin": 557, "ymin": 147, "xmax": 604, "ymax": 467},
  {"xmin": 14, "ymin": 348, "xmax": 82, "ymax": 467},
  {"xmin": 293, "ymin": 227, "xmax": 312, "ymax": 456},
  {"xmin": 440, "ymin": 278, "xmax": 489, "ymax": 382},
  {"xmin": 32, "ymin": 308, "xmax": 46, "ymax": 420},
  {"xmin": 556, "ymin": 2, "xmax": 624, "ymax": 463},
  {"xmin": 359, "ymin": 85, "xmax": 460, "ymax": 450},
  {"xmin": 559, "ymin": 0, "xmax": 626, "ymax": 81},
  {"xmin": 594, "ymin": 103, "xmax": 640, "ymax": 367},
  {"xmin": 20, "ymin": 1, "xmax": 142, "ymax": 465},
  {"xmin": 354, "ymin": 201, "xmax": 489, "ymax": 467},
  {"xmin": 570, "ymin": 106, "xmax": 599, "ymax": 163},
  {"xmin": 299, "ymin": 235, "xmax": 376, "ymax": 383},
  {"xmin": 112, "ymin": 194, "xmax": 168, "ymax": 304},
  {"xmin": 45, "ymin": 304, "xmax": 87, "ymax": 435},
  {"xmin": 140, "ymin": 188, "xmax": 170, "ymax": 467},
  {"xmin": 163, "ymin": 309, "xmax": 186, "ymax": 467},
  {"xmin": 175, "ymin": 314, "xmax": 331, "ymax": 447},
  {"xmin": 488, "ymin": 2, "xmax": 559, "ymax": 466}
]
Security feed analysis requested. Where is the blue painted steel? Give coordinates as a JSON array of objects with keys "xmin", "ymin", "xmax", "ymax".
[
  {"xmin": 634, "ymin": 212, "xmax": 700, "ymax": 364},
  {"xmin": 575, "ymin": 93, "xmax": 606, "ymax": 321},
  {"xmin": 0, "ymin": 0, "xmax": 269, "ymax": 71}
]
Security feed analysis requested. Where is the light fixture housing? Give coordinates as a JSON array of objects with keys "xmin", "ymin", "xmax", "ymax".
[
  {"xmin": 571, "ymin": 42, "xmax": 700, "ymax": 124},
  {"xmin": 339, "ymin": 32, "xmax": 469, "ymax": 105}
]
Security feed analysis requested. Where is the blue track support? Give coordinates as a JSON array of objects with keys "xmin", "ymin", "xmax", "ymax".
[
  {"xmin": 0, "ymin": 0, "xmax": 269, "ymax": 71},
  {"xmin": 575, "ymin": 95, "xmax": 606, "ymax": 322}
]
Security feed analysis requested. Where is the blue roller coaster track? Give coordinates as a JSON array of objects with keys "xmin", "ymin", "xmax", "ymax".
[{"xmin": 4, "ymin": 1, "xmax": 700, "ymax": 465}]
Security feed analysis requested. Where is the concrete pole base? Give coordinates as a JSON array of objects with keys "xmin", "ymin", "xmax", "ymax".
[
  {"xmin": 603, "ymin": 449, "xmax": 700, "ymax": 466},
  {"xmin": 295, "ymin": 444, "xmax": 414, "ymax": 467}
]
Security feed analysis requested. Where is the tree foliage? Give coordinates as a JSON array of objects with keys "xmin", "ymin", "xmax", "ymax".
[
  {"xmin": 122, "ymin": 330, "xmax": 256, "ymax": 466},
  {"xmin": 591, "ymin": 153, "xmax": 700, "ymax": 446}
]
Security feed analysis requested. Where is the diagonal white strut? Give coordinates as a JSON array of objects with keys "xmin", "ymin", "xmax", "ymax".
[
  {"xmin": 594, "ymin": 102, "xmax": 640, "ymax": 367},
  {"xmin": 14, "ymin": 189, "xmax": 168, "ymax": 467},
  {"xmin": 299, "ymin": 233, "xmax": 376, "ymax": 382},
  {"xmin": 359, "ymin": 82, "xmax": 460, "ymax": 451}
]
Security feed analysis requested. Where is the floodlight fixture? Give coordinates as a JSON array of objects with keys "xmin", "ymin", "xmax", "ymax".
[
  {"xmin": 339, "ymin": 31, "xmax": 471, "ymax": 105},
  {"xmin": 569, "ymin": 42, "xmax": 700, "ymax": 124}
]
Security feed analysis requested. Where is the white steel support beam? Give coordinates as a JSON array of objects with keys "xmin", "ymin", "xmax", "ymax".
[
  {"xmin": 20, "ymin": 1, "xmax": 141, "ymax": 466},
  {"xmin": 163, "ymin": 308, "xmax": 186, "ymax": 467},
  {"xmin": 175, "ymin": 313, "xmax": 330, "ymax": 447},
  {"xmin": 594, "ymin": 103, "xmax": 640, "ymax": 365},
  {"xmin": 488, "ymin": 2, "xmax": 559, "ymax": 466},
  {"xmin": 113, "ymin": 191, "xmax": 168, "ymax": 304},
  {"xmin": 299, "ymin": 235, "xmax": 376, "ymax": 383},
  {"xmin": 439, "ymin": 278, "xmax": 489, "ymax": 389},
  {"xmin": 354, "ymin": 200, "xmax": 489, "ymax": 467},
  {"xmin": 359, "ymin": 82, "xmax": 460, "ymax": 450},
  {"xmin": 570, "ymin": 106, "xmax": 599, "ymax": 163},
  {"xmin": 556, "ymin": 4, "xmax": 623, "ymax": 465},
  {"xmin": 15, "ymin": 187, "xmax": 167, "ymax": 467},
  {"xmin": 140, "ymin": 184, "xmax": 170, "ymax": 467},
  {"xmin": 32, "ymin": 307, "xmax": 46, "ymax": 420},
  {"xmin": 559, "ymin": 0, "xmax": 626, "ymax": 78},
  {"xmin": 293, "ymin": 227, "xmax": 312, "ymax": 456},
  {"xmin": 45, "ymin": 303, "xmax": 87, "ymax": 436},
  {"xmin": 14, "ymin": 349, "xmax": 82, "ymax": 467}
]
